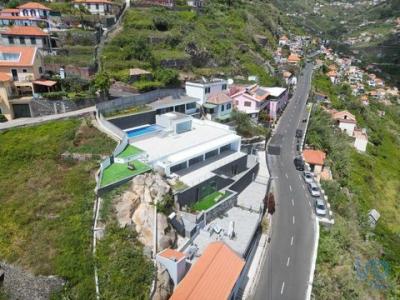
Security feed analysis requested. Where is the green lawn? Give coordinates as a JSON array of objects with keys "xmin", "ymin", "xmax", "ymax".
[
  {"xmin": 100, "ymin": 160, "xmax": 151, "ymax": 187},
  {"xmin": 116, "ymin": 145, "xmax": 143, "ymax": 159},
  {"xmin": 192, "ymin": 191, "xmax": 225, "ymax": 211}
]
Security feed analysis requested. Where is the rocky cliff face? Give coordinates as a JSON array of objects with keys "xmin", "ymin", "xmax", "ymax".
[{"xmin": 114, "ymin": 173, "xmax": 176, "ymax": 253}]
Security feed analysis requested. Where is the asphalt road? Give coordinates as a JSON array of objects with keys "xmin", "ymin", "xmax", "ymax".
[{"xmin": 253, "ymin": 63, "xmax": 317, "ymax": 300}]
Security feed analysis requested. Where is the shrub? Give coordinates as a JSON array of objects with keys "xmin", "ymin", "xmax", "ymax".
[
  {"xmin": 133, "ymin": 80, "xmax": 163, "ymax": 92},
  {"xmin": 154, "ymin": 68, "xmax": 180, "ymax": 86},
  {"xmin": 42, "ymin": 91, "xmax": 68, "ymax": 100}
]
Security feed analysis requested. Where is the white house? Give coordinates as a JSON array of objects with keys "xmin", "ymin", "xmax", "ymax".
[
  {"xmin": 17, "ymin": 2, "xmax": 51, "ymax": 19},
  {"xmin": 156, "ymin": 248, "xmax": 187, "ymax": 286},
  {"xmin": 185, "ymin": 78, "xmax": 228, "ymax": 105},
  {"xmin": 332, "ymin": 110, "xmax": 357, "ymax": 136},
  {"xmin": 353, "ymin": 129, "xmax": 368, "ymax": 152},
  {"xmin": 73, "ymin": 0, "xmax": 115, "ymax": 15}
]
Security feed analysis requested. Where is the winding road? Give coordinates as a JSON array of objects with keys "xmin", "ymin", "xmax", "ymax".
[{"xmin": 253, "ymin": 63, "xmax": 317, "ymax": 300}]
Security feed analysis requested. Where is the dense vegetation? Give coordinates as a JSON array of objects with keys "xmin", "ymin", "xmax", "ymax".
[
  {"xmin": 307, "ymin": 72, "xmax": 400, "ymax": 299},
  {"xmin": 102, "ymin": 1, "xmax": 298, "ymax": 90}
]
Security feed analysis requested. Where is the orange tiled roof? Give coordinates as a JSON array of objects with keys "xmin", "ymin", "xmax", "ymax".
[
  {"xmin": 0, "ymin": 72, "xmax": 11, "ymax": 82},
  {"xmin": 3, "ymin": 26, "xmax": 48, "ymax": 36},
  {"xmin": 280, "ymin": 35, "xmax": 288, "ymax": 41},
  {"xmin": 170, "ymin": 242, "xmax": 245, "ymax": 300},
  {"xmin": 17, "ymin": 2, "xmax": 51, "ymax": 10},
  {"xmin": 0, "ymin": 8, "xmax": 20, "ymax": 13},
  {"xmin": 327, "ymin": 70, "xmax": 337, "ymax": 77},
  {"xmin": 303, "ymin": 149, "xmax": 326, "ymax": 166},
  {"xmin": 159, "ymin": 248, "xmax": 186, "ymax": 261},
  {"xmin": 0, "ymin": 15, "xmax": 35, "ymax": 20},
  {"xmin": 287, "ymin": 53, "xmax": 301, "ymax": 62},
  {"xmin": 0, "ymin": 46, "xmax": 38, "ymax": 67},
  {"xmin": 207, "ymin": 92, "xmax": 232, "ymax": 105},
  {"xmin": 332, "ymin": 110, "xmax": 356, "ymax": 122}
]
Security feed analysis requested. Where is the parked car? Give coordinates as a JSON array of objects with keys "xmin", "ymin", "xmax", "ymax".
[
  {"xmin": 294, "ymin": 157, "xmax": 305, "ymax": 171},
  {"xmin": 303, "ymin": 171, "xmax": 314, "ymax": 184},
  {"xmin": 307, "ymin": 182, "xmax": 321, "ymax": 197},
  {"xmin": 296, "ymin": 129, "xmax": 303, "ymax": 138},
  {"xmin": 315, "ymin": 198, "xmax": 327, "ymax": 216}
]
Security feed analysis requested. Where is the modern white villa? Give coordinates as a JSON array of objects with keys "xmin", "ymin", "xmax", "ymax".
[
  {"xmin": 128, "ymin": 112, "xmax": 242, "ymax": 180},
  {"xmin": 185, "ymin": 78, "xmax": 228, "ymax": 105}
]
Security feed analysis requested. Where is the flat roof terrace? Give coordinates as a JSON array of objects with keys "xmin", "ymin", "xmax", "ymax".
[{"xmin": 132, "ymin": 119, "xmax": 240, "ymax": 166}]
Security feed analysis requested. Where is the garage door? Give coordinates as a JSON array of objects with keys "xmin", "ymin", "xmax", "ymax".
[{"xmin": 12, "ymin": 104, "xmax": 31, "ymax": 118}]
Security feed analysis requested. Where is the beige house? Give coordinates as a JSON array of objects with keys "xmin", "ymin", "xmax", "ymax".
[{"xmin": 0, "ymin": 45, "xmax": 46, "ymax": 119}]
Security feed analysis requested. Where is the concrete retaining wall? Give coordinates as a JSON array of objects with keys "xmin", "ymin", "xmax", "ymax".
[{"xmin": 204, "ymin": 190, "xmax": 237, "ymax": 224}]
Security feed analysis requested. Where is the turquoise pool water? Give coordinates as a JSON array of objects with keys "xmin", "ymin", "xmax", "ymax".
[{"xmin": 125, "ymin": 125, "xmax": 162, "ymax": 138}]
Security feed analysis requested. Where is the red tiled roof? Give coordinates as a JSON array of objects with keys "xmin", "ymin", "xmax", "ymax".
[
  {"xmin": 0, "ymin": 9, "xmax": 20, "ymax": 13},
  {"xmin": 170, "ymin": 242, "xmax": 245, "ymax": 300},
  {"xmin": 17, "ymin": 2, "xmax": 51, "ymax": 10},
  {"xmin": 303, "ymin": 149, "xmax": 326, "ymax": 166},
  {"xmin": 159, "ymin": 249, "xmax": 185, "ymax": 261},
  {"xmin": 0, "ymin": 46, "xmax": 38, "ymax": 67},
  {"xmin": 332, "ymin": 110, "xmax": 356, "ymax": 122},
  {"xmin": 206, "ymin": 92, "xmax": 232, "ymax": 105},
  {"xmin": 287, "ymin": 53, "xmax": 301, "ymax": 62},
  {"xmin": 3, "ymin": 26, "xmax": 48, "ymax": 36},
  {"xmin": 327, "ymin": 70, "xmax": 337, "ymax": 77},
  {"xmin": 33, "ymin": 79, "xmax": 56, "ymax": 87},
  {"xmin": 0, "ymin": 72, "xmax": 11, "ymax": 82},
  {"xmin": 0, "ymin": 15, "xmax": 35, "ymax": 20}
]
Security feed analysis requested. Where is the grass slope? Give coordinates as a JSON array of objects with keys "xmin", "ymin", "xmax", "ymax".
[{"xmin": 0, "ymin": 119, "xmax": 115, "ymax": 298}]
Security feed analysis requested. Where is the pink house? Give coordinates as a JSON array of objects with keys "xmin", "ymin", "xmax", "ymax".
[
  {"xmin": 230, "ymin": 84, "xmax": 269, "ymax": 119},
  {"xmin": 230, "ymin": 84, "xmax": 288, "ymax": 120}
]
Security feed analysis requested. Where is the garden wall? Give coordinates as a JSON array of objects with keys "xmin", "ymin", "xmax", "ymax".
[{"xmin": 204, "ymin": 190, "xmax": 237, "ymax": 224}]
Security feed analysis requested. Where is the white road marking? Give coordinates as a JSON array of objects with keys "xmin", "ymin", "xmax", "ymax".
[
  {"xmin": 308, "ymin": 201, "xmax": 312, "ymax": 207},
  {"xmin": 298, "ymin": 174, "xmax": 302, "ymax": 180},
  {"xmin": 293, "ymin": 216, "xmax": 295, "ymax": 224},
  {"xmin": 303, "ymin": 185, "xmax": 306, "ymax": 191},
  {"xmin": 291, "ymin": 236, "xmax": 294, "ymax": 246},
  {"xmin": 291, "ymin": 199, "xmax": 294, "ymax": 206},
  {"xmin": 286, "ymin": 257, "xmax": 291, "ymax": 266},
  {"xmin": 285, "ymin": 173, "xmax": 288, "ymax": 179},
  {"xmin": 281, "ymin": 281, "xmax": 285, "ymax": 295},
  {"xmin": 289, "ymin": 185, "xmax": 292, "ymax": 192}
]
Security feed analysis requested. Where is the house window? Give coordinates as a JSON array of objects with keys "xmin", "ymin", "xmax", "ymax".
[
  {"xmin": 186, "ymin": 102, "xmax": 196, "ymax": 110},
  {"xmin": 222, "ymin": 84, "xmax": 227, "ymax": 90},
  {"xmin": 220, "ymin": 144, "xmax": 231, "ymax": 153},
  {"xmin": 8, "ymin": 37, "xmax": 14, "ymax": 44},
  {"xmin": 205, "ymin": 149, "xmax": 218, "ymax": 159},
  {"xmin": 226, "ymin": 103, "xmax": 232, "ymax": 110},
  {"xmin": 39, "ymin": 67, "xmax": 43, "ymax": 73},
  {"xmin": 205, "ymin": 87, "xmax": 211, "ymax": 94},
  {"xmin": 19, "ymin": 37, "xmax": 25, "ymax": 45},
  {"xmin": 23, "ymin": 9, "xmax": 28, "ymax": 16},
  {"xmin": 221, "ymin": 105, "xmax": 225, "ymax": 112},
  {"xmin": 96, "ymin": 4, "xmax": 99, "ymax": 9},
  {"xmin": 30, "ymin": 37, "xmax": 36, "ymax": 45},
  {"xmin": 244, "ymin": 101, "xmax": 252, "ymax": 107},
  {"xmin": 22, "ymin": 69, "xmax": 27, "ymax": 73},
  {"xmin": 235, "ymin": 100, "xmax": 239, "ymax": 105},
  {"xmin": 30, "ymin": 9, "xmax": 36, "ymax": 16}
]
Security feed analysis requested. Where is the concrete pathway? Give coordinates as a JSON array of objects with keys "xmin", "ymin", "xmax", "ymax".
[{"xmin": 0, "ymin": 106, "xmax": 95, "ymax": 131}]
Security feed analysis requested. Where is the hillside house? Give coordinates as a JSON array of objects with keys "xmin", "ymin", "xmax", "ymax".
[
  {"xmin": 303, "ymin": 149, "xmax": 326, "ymax": 181},
  {"xmin": 203, "ymin": 92, "xmax": 232, "ymax": 121},
  {"xmin": 128, "ymin": 68, "xmax": 152, "ymax": 82},
  {"xmin": 170, "ymin": 242, "xmax": 245, "ymax": 300},
  {"xmin": 185, "ymin": 78, "xmax": 228, "ymax": 105},
  {"xmin": 278, "ymin": 35, "xmax": 289, "ymax": 46},
  {"xmin": 283, "ymin": 71, "xmax": 292, "ymax": 85},
  {"xmin": 0, "ymin": 73, "xmax": 13, "ymax": 120},
  {"xmin": 73, "ymin": 0, "xmax": 119, "ymax": 15},
  {"xmin": 327, "ymin": 70, "xmax": 338, "ymax": 84},
  {"xmin": 230, "ymin": 84, "xmax": 269, "ymax": 119},
  {"xmin": 1, "ymin": 26, "xmax": 52, "ymax": 52},
  {"xmin": 331, "ymin": 110, "xmax": 356, "ymax": 136},
  {"xmin": 156, "ymin": 249, "xmax": 187, "ymax": 287},
  {"xmin": 263, "ymin": 87, "xmax": 288, "ymax": 120},
  {"xmin": 287, "ymin": 53, "xmax": 301, "ymax": 64},
  {"xmin": 17, "ymin": 2, "xmax": 51, "ymax": 19}
]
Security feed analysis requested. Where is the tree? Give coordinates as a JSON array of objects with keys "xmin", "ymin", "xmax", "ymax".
[{"xmin": 94, "ymin": 71, "xmax": 111, "ymax": 99}]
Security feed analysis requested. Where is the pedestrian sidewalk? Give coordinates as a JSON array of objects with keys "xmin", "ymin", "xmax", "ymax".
[{"xmin": 0, "ymin": 106, "xmax": 95, "ymax": 130}]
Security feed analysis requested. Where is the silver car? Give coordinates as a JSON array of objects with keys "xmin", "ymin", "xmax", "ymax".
[
  {"xmin": 308, "ymin": 182, "xmax": 321, "ymax": 197},
  {"xmin": 303, "ymin": 171, "xmax": 314, "ymax": 184},
  {"xmin": 315, "ymin": 198, "xmax": 327, "ymax": 216}
]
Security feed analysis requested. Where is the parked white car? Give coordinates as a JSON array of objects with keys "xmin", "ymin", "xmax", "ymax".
[
  {"xmin": 303, "ymin": 171, "xmax": 314, "ymax": 184},
  {"xmin": 308, "ymin": 182, "xmax": 321, "ymax": 197},
  {"xmin": 315, "ymin": 198, "xmax": 327, "ymax": 216}
]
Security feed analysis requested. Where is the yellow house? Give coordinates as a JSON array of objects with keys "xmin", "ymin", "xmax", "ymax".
[
  {"xmin": 0, "ymin": 73, "xmax": 14, "ymax": 120},
  {"xmin": 0, "ymin": 45, "xmax": 45, "ymax": 119}
]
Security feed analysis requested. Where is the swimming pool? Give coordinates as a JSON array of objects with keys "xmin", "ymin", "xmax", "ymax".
[{"xmin": 125, "ymin": 124, "xmax": 163, "ymax": 138}]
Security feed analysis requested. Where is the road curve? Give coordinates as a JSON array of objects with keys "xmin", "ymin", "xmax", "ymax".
[{"xmin": 253, "ymin": 63, "xmax": 316, "ymax": 300}]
